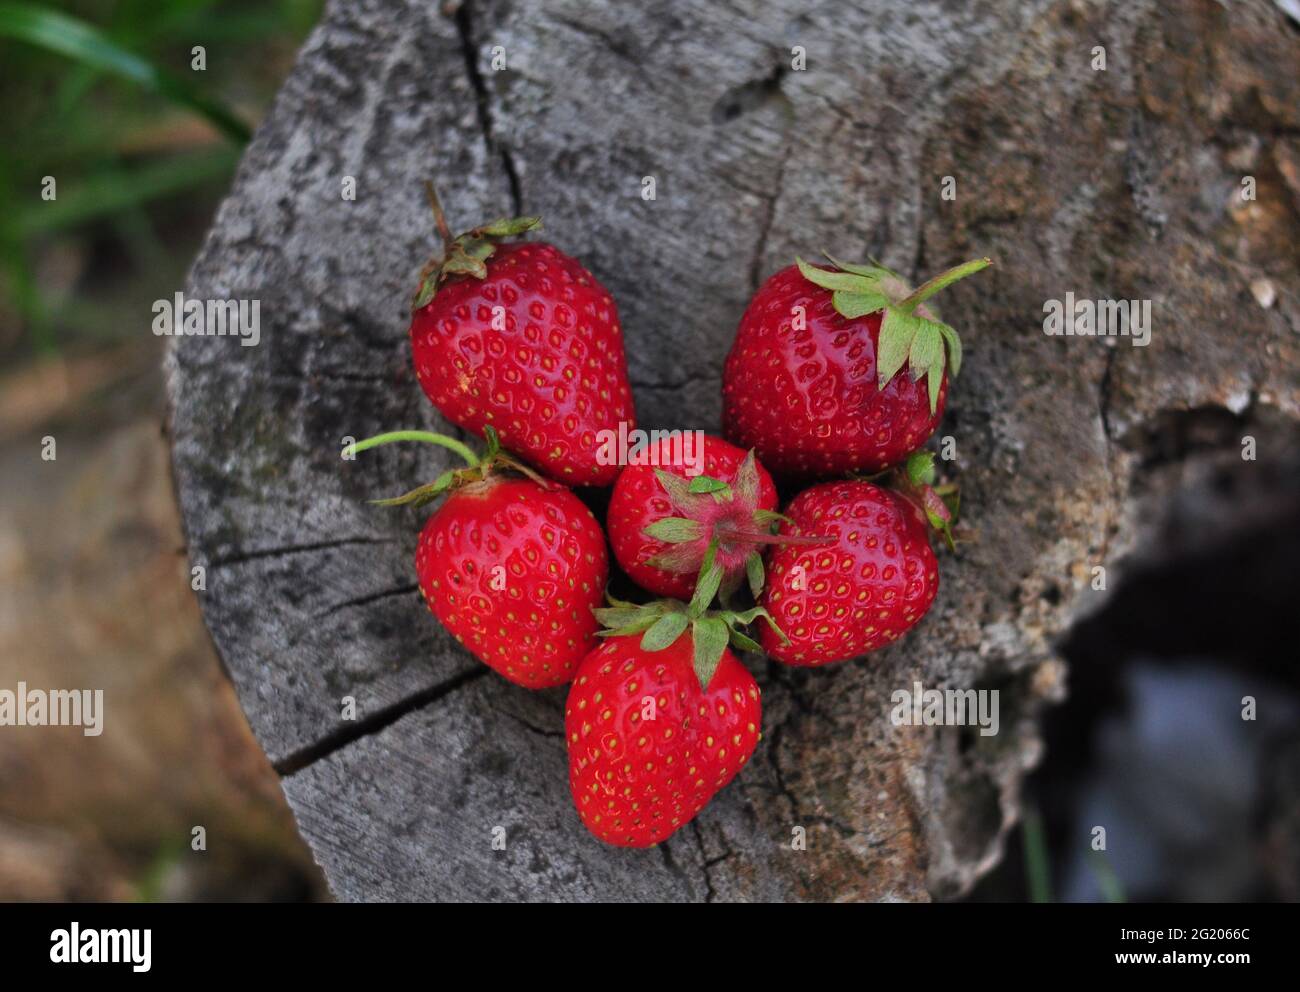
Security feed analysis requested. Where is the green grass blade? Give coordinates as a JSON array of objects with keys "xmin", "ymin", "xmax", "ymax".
[
  {"xmin": 0, "ymin": 2, "xmax": 250, "ymax": 142},
  {"xmin": 1087, "ymin": 850, "xmax": 1127, "ymax": 904},
  {"xmin": 11, "ymin": 147, "xmax": 240, "ymax": 237},
  {"xmin": 1021, "ymin": 805, "xmax": 1054, "ymax": 904}
]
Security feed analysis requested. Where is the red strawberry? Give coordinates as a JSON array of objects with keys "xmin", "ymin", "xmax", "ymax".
[
  {"xmin": 408, "ymin": 186, "xmax": 635, "ymax": 486},
  {"xmin": 566, "ymin": 622, "xmax": 761, "ymax": 847},
  {"xmin": 723, "ymin": 254, "xmax": 990, "ymax": 477},
  {"xmin": 760, "ymin": 479, "xmax": 939, "ymax": 666},
  {"xmin": 607, "ymin": 433, "xmax": 781, "ymax": 599},
  {"xmin": 417, "ymin": 476, "xmax": 607, "ymax": 688},
  {"xmin": 346, "ymin": 428, "xmax": 608, "ymax": 689}
]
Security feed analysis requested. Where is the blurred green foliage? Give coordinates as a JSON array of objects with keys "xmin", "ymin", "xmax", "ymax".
[
  {"xmin": 0, "ymin": 0, "xmax": 321, "ymax": 358},
  {"xmin": 1022, "ymin": 804, "xmax": 1053, "ymax": 904}
]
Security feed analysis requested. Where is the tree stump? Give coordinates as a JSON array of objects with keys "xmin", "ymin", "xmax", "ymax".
[{"xmin": 168, "ymin": 0, "xmax": 1300, "ymax": 900}]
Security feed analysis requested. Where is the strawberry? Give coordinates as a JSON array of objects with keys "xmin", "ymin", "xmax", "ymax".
[
  {"xmin": 723, "ymin": 254, "xmax": 990, "ymax": 477},
  {"xmin": 408, "ymin": 185, "xmax": 636, "ymax": 486},
  {"xmin": 760, "ymin": 478, "xmax": 939, "ymax": 666},
  {"xmin": 415, "ymin": 477, "xmax": 607, "ymax": 688},
  {"xmin": 345, "ymin": 428, "xmax": 608, "ymax": 689},
  {"xmin": 606, "ymin": 433, "xmax": 783, "ymax": 600},
  {"xmin": 566, "ymin": 602, "xmax": 763, "ymax": 846}
]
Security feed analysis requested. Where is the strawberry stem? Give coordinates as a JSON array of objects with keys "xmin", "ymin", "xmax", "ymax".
[
  {"xmin": 896, "ymin": 257, "xmax": 992, "ymax": 312},
  {"xmin": 344, "ymin": 430, "xmax": 480, "ymax": 468},
  {"xmin": 423, "ymin": 181, "xmax": 454, "ymax": 252},
  {"xmin": 492, "ymin": 452, "xmax": 550, "ymax": 487}
]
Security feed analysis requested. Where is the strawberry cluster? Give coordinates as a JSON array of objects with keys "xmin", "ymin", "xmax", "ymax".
[{"xmin": 345, "ymin": 188, "xmax": 989, "ymax": 848}]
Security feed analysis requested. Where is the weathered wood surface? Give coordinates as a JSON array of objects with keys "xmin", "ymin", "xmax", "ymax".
[{"xmin": 168, "ymin": 0, "xmax": 1300, "ymax": 900}]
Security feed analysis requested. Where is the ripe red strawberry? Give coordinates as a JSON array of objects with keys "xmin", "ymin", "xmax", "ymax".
[
  {"xmin": 408, "ymin": 187, "xmax": 635, "ymax": 486},
  {"xmin": 566, "ymin": 626, "xmax": 761, "ymax": 847},
  {"xmin": 416, "ymin": 476, "xmax": 607, "ymax": 688},
  {"xmin": 723, "ymin": 254, "xmax": 990, "ymax": 477},
  {"xmin": 607, "ymin": 433, "xmax": 781, "ymax": 599},
  {"xmin": 346, "ymin": 427, "xmax": 608, "ymax": 689},
  {"xmin": 760, "ymin": 479, "xmax": 939, "ymax": 666}
]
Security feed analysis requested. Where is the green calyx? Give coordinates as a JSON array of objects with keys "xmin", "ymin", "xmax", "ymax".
[
  {"xmin": 893, "ymin": 450, "xmax": 962, "ymax": 551},
  {"xmin": 410, "ymin": 181, "xmax": 542, "ymax": 311},
  {"xmin": 593, "ymin": 591, "xmax": 787, "ymax": 692},
  {"xmin": 639, "ymin": 451, "xmax": 825, "ymax": 601},
  {"xmin": 597, "ymin": 453, "xmax": 811, "ymax": 689},
  {"xmin": 795, "ymin": 252, "xmax": 992, "ymax": 415},
  {"xmin": 342, "ymin": 425, "xmax": 548, "ymax": 508}
]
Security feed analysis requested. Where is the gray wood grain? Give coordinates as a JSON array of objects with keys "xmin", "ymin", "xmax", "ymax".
[{"xmin": 169, "ymin": 0, "xmax": 1300, "ymax": 900}]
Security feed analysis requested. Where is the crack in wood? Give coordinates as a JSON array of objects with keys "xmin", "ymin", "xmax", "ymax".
[
  {"xmin": 690, "ymin": 818, "xmax": 738, "ymax": 902},
  {"xmin": 273, "ymin": 667, "xmax": 489, "ymax": 776},
  {"xmin": 750, "ymin": 152, "xmax": 787, "ymax": 290},
  {"xmin": 209, "ymin": 536, "xmax": 397, "ymax": 569},
  {"xmin": 690, "ymin": 820, "xmax": 719, "ymax": 902},
  {"xmin": 1097, "ymin": 346, "xmax": 1122, "ymax": 563},
  {"xmin": 655, "ymin": 835, "xmax": 697, "ymax": 895},
  {"xmin": 312, "ymin": 582, "xmax": 420, "ymax": 619},
  {"xmin": 453, "ymin": 0, "xmax": 523, "ymax": 215}
]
